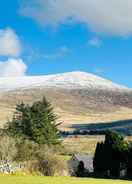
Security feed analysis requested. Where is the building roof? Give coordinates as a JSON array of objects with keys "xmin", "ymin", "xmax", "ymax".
[{"xmin": 73, "ymin": 154, "xmax": 93, "ymax": 172}]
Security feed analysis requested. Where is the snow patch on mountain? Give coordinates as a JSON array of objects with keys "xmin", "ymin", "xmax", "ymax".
[{"xmin": 0, "ymin": 71, "xmax": 129, "ymax": 92}]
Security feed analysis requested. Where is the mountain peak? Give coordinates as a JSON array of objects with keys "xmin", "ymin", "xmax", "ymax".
[{"xmin": 0, "ymin": 71, "xmax": 129, "ymax": 92}]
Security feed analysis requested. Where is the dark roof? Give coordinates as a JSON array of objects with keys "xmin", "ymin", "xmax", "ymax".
[{"xmin": 73, "ymin": 154, "xmax": 93, "ymax": 172}]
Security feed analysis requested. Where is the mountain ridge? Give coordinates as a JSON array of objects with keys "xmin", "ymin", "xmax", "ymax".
[{"xmin": 0, "ymin": 71, "xmax": 130, "ymax": 92}]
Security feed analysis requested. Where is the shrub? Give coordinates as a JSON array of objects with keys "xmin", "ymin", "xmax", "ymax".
[
  {"xmin": 15, "ymin": 139, "xmax": 39, "ymax": 162},
  {"xmin": 25, "ymin": 155, "xmax": 67, "ymax": 176},
  {"xmin": 0, "ymin": 135, "xmax": 17, "ymax": 162},
  {"xmin": 15, "ymin": 139, "xmax": 62, "ymax": 162}
]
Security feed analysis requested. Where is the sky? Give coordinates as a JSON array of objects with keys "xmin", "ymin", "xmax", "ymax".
[{"xmin": 1, "ymin": 0, "xmax": 132, "ymax": 87}]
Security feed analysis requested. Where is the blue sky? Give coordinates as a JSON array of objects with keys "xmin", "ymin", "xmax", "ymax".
[{"xmin": 0, "ymin": 0, "xmax": 132, "ymax": 87}]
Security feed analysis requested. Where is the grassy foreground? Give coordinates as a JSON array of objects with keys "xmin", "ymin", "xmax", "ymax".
[{"xmin": 0, "ymin": 176, "xmax": 132, "ymax": 184}]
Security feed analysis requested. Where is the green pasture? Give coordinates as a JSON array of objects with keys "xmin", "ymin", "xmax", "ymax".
[{"xmin": 0, "ymin": 176, "xmax": 131, "ymax": 184}]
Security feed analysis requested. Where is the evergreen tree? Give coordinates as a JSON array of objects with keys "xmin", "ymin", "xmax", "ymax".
[
  {"xmin": 93, "ymin": 131, "xmax": 128, "ymax": 178},
  {"xmin": 93, "ymin": 142, "xmax": 107, "ymax": 175},
  {"xmin": 76, "ymin": 161, "xmax": 85, "ymax": 177},
  {"xmin": 104, "ymin": 131, "xmax": 127, "ymax": 177},
  {"xmin": 93, "ymin": 142, "xmax": 102, "ymax": 173},
  {"xmin": 126, "ymin": 143, "xmax": 132, "ymax": 178},
  {"xmin": 6, "ymin": 97, "xmax": 61, "ymax": 145}
]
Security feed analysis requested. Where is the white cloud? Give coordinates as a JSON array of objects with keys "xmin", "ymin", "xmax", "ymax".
[
  {"xmin": 24, "ymin": 45, "xmax": 70, "ymax": 62},
  {"xmin": 20, "ymin": 0, "xmax": 132, "ymax": 36},
  {"xmin": 0, "ymin": 58, "xmax": 27, "ymax": 77},
  {"xmin": 88, "ymin": 37, "xmax": 102, "ymax": 48},
  {"xmin": 43, "ymin": 46, "xmax": 70, "ymax": 59},
  {"xmin": 0, "ymin": 28, "xmax": 27, "ymax": 77},
  {"xmin": 0, "ymin": 28, "xmax": 21, "ymax": 57}
]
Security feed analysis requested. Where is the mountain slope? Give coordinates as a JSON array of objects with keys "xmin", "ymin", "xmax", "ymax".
[{"xmin": 0, "ymin": 71, "xmax": 132, "ymax": 131}]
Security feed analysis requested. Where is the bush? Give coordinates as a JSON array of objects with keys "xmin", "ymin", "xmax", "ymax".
[
  {"xmin": 15, "ymin": 139, "xmax": 63, "ymax": 161},
  {"xmin": 39, "ymin": 155, "xmax": 66, "ymax": 176},
  {"xmin": 0, "ymin": 135, "xmax": 17, "ymax": 162},
  {"xmin": 15, "ymin": 138, "xmax": 55, "ymax": 161},
  {"xmin": 15, "ymin": 139, "xmax": 39, "ymax": 162},
  {"xmin": 25, "ymin": 155, "xmax": 67, "ymax": 176}
]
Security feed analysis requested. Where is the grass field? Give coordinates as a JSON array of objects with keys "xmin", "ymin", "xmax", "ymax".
[
  {"xmin": 0, "ymin": 176, "xmax": 131, "ymax": 184},
  {"xmin": 63, "ymin": 135, "xmax": 104, "ymax": 154},
  {"xmin": 62, "ymin": 135, "xmax": 132, "ymax": 154}
]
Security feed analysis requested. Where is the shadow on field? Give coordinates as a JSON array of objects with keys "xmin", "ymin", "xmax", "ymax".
[{"xmin": 70, "ymin": 119, "xmax": 132, "ymax": 135}]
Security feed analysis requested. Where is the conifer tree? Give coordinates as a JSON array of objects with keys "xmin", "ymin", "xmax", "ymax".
[
  {"xmin": 6, "ymin": 97, "xmax": 61, "ymax": 145},
  {"xmin": 93, "ymin": 131, "xmax": 128, "ymax": 178}
]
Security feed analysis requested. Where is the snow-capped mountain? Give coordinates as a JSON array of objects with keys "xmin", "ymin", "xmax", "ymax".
[
  {"xmin": 0, "ymin": 71, "xmax": 132, "ymax": 131},
  {"xmin": 0, "ymin": 71, "xmax": 129, "ymax": 92}
]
